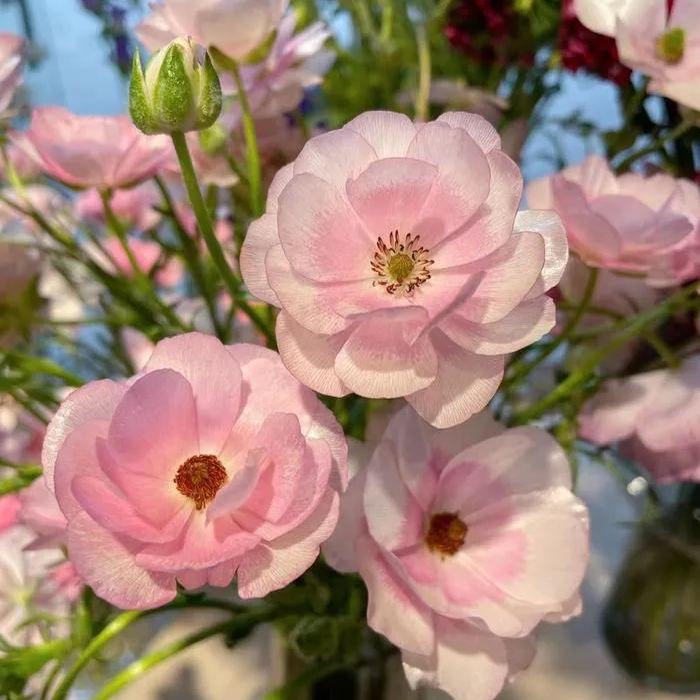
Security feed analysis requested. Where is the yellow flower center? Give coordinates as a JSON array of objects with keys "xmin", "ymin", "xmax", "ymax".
[
  {"xmin": 371, "ymin": 230, "xmax": 434, "ymax": 296},
  {"xmin": 655, "ymin": 27, "xmax": 685, "ymax": 64}
]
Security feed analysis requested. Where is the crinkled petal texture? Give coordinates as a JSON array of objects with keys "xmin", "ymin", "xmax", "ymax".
[
  {"xmin": 45, "ymin": 333, "xmax": 346, "ymax": 609},
  {"xmin": 25, "ymin": 107, "xmax": 171, "ymax": 189},
  {"xmin": 136, "ymin": 0, "xmax": 288, "ymax": 61},
  {"xmin": 527, "ymin": 155, "xmax": 697, "ymax": 285},
  {"xmin": 323, "ymin": 406, "xmax": 589, "ymax": 699},
  {"xmin": 242, "ymin": 111, "xmax": 568, "ymax": 427},
  {"xmin": 580, "ymin": 354, "xmax": 700, "ymax": 484}
]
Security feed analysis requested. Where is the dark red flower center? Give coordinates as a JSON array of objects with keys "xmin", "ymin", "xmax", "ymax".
[
  {"xmin": 175, "ymin": 454, "xmax": 227, "ymax": 510},
  {"xmin": 425, "ymin": 512, "xmax": 468, "ymax": 557}
]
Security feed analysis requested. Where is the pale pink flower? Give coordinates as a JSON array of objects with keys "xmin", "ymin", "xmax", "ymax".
[
  {"xmin": 242, "ymin": 111, "xmax": 568, "ymax": 428},
  {"xmin": 0, "ymin": 524, "xmax": 76, "ymax": 646},
  {"xmin": 0, "ymin": 32, "xmax": 24, "ymax": 114},
  {"xmin": 0, "ymin": 132, "xmax": 42, "ymax": 181},
  {"xmin": 616, "ymin": 0, "xmax": 700, "ymax": 110},
  {"xmin": 324, "ymin": 406, "xmax": 588, "ymax": 700},
  {"xmin": 0, "ymin": 185, "xmax": 67, "ymax": 238},
  {"xmin": 0, "ymin": 495, "xmax": 21, "ymax": 532},
  {"xmin": 137, "ymin": 0, "xmax": 288, "ymax": 62},
  {"xmin": 580, "ymin": 354, "xmax": 700, "ymax": 483},
  {"xmin": 25, "ymin": 107, "xmax": 171, "ymax": 189},
  {"xmin": 573, "ymin": 0, "xmax": 633, "ymax": 36},
  {"xmin": 527, "ymin": 155, "xmax": 695, "ymax": 286},
  {"xmin": 44, "ymin": 333, "xmax": 346, "ymax": 609},
  {"xmin": 18, "ymin": 478, "xmax": 68, "ymax": 549},
  {"xmin": 0, "ymin": 400, "xmax": 44, "ymax": 466},
  {"xmin": 100, "ymin": 237, "xmax": 183, "ymax": 287},
  {"xmin": 74, "ymin": 183, "xmax": 162, "ymax": 231},
  {"xmin": 228, "ymin": 13, "xmax": 334, "ymax": 118},
  {"xmin": 122, "ymin": 328, "xmax": 156, "ymax": 371}
]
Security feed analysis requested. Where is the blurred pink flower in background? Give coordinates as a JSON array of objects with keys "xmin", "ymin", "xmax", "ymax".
[
  {"xmin": 580, "ymin": 353, "xmax": 700, "ymax": 483},
  {"xmin": 0, "ymin": 494, "xmax": 21, "ymax": 532},
  {"xmin": 229, "ymin": 12, "xmax": 334, "ymax": 118},
  {"xmin": 324, "ymin": 406, "xmax": 588, "ymax": 700},
  {"xmin": 25, "ymin": 107, "xmax": 171, "ymax": 189},
  {"xmin": 137, "ymin": 0, "xmax": 288, "ymax": 61},
  {"xmin": 0, "ymin": 132, "xmax": 41, "ymax": 181},
  {"xmin": 527, "ymin": 155, "xmax": 695, "ymax": 286},
  {"xmin": 74, "ymin": 183, "xmax": 162, "ymax": 231},
  {"xmin": 100, "ymin": 237, "xmax": 182, "ymax": 287},
  {"xmin": 0, "ymin": 521, "xmax": 78, "ymax": 646},
  {"xmin": 617, "ymin": 0, "xmax": 700, "ymax": 110},
  {"xmin": 0, "ymin": 32, "xmax": 24, "ymax": 114},
  {"xmin": 45, "ymin": 333, "xmax": 346, "ymax": 609},
  {"xmin": 242, "ymin": 111, "xmax": 568, "ymax": 428},
  {"xmin": 18, "ymin": 478, "xmax": 68, "ymax": 550}
]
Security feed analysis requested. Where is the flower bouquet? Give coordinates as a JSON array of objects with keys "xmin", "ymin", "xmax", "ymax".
[{"xmin": 0, "ymin": 1, "xmax": 698, "ymax": 698}]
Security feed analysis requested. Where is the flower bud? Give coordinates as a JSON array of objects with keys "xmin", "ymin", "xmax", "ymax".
[{"xmin": 129, "ymin": 38, "xmax": 222, "ymax": 135}]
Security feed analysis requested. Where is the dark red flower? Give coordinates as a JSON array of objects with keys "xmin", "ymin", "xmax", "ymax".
[
  {"xmin": 559, "ymin": 0, "xmax": 631, "ymax": 85},
  {"xmin": 444, "ymin": 0, "xmax": 532, "ymax": 66}
]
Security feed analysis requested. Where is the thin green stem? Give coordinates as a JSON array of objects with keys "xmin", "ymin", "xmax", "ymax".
[
  {"xmin": 92, "ymin": 607, "xmax": 274, "ymax": 700},
  {"xmin": 414, "ymin": 22, "xmax": 431, "ymax": 122},
  {"xmin": 614, "ymin": 120, "xmax": 695, "ymax": 173},
  {"xmin": 171, "ymin": 131, "xmax": 274, "ymax": 346},
  {"xmin": 211, "ymin": 48, "xmax": 263, "ymax": 217},
  {"xmin": 512, "ymin": 284, "xmax": 698, "ymax": 424},
  {"xmin": 642, "ymin": 329, "xmax": 680, "ymax": 368},
  {"xmin": 100, "ymin": 190, "xmax": 186, "ymax": 332},
  {"xmin": 153, "ymin": 175, "xmax": 226, "ymax": 339},
  {"xmin": 51, "ymin": 610, "xmax": 144, "ymax": 700},
  {"xmin": 505, "ymin": 267, "xmax": 598, "ymax": 388}
]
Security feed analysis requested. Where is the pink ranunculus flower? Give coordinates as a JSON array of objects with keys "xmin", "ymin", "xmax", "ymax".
[
  {"xmin": 616, "ymin": 0, "xmax": 700, "ymax": 110},
  {"xmin": 137, "ymin": 0, "xmax": 288, "ymax": 62},
  {"xmin": 0, "ymin": 32, "xmax": 24, "ymax": 114},
  {"xmin": 324, "ymin": 406, "xmax": 588, "ymax": 700},
  {"xmin": 44, "ymin": 332, "xmax": 346, "ymax": 609},
  {"xmin": 527, "ymin": 155, "xmax": 696, "ymax": 286},
  {"xmin": 241, "ymin": 111, "xmax": 568, "ymax": 428},
  {"xmin": 226, "ymin": 12, "xmax": 334, "ymax": 119},
  {"xmin": 25, "ymin": 107, "xmax": 171, "ymax": 189},
  {"xmin": 74, "ymin": 183, "xmax": 162, "ymax": 231},
  {"xmin": 580, "ymin": 354, "xmax": 700, "ymax": 484}
]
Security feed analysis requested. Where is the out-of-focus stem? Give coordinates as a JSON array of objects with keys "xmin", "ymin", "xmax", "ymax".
[
  {"xmin": 171, "ymin": 131, "xmax": 274, "ymax": 345},
  {"xmin": 211, "ymin": 48, "xmax": 264, "ymax": 218},
  {"xmin": 414, "ymin": 22, "xmax": 431, "ymax": 122}
]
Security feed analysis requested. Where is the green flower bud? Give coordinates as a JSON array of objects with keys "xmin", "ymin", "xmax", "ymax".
[{"xmin": 130, "ymin": 38, "xmax": 222, "ymax": 135}]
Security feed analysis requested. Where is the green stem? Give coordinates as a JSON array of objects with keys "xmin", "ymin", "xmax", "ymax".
[
  {"xmin": 153, "ymin": 175, "xmax": 225, "ymax": 339},
  {"xmin": 92, "ymin": 607, "xmax": 274, "ymax": 700},
  {"xmin": 171, "ymin": 131, "xmax": 274, "ymax": 346},
  {"xmin": 211, "ymin": 48, "xmax": 263, "ymax": 217},
  {"xmin": 414, "ymin": 22, "xmax": 431, "ymax": 122},
  {"xmin": 100, "ymin": 190, "xmax": 186, "ymax": 332},
  {"xmin": 513, "ymin": 284, "xmax": 698, "ymax": 424},
  {"xmin": 506, "ymin": 267, "xmax": 598, "ymax": 389},
  {"xmin": 51, "ymin": 611, "xmax": 144, "ymax": 700},
  {"xmin": 614, "ymin": 120, "xmax": 695, "ymax": 173}
]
